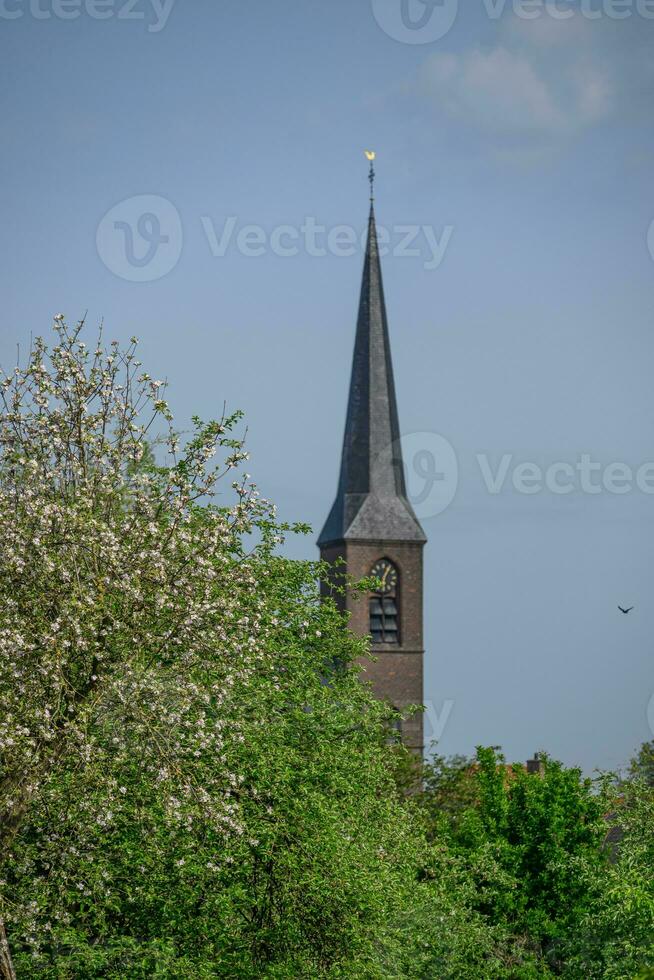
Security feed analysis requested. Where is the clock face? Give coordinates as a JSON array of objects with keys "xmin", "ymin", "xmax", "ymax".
[{"xmin": 370, "ymin": 559, "xmax": 397, "ymax": 595}]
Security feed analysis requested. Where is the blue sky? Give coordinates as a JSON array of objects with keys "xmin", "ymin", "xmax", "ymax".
[{"xmin": 1, "ymin": 0, "xmax": 654, "ymax": 772}]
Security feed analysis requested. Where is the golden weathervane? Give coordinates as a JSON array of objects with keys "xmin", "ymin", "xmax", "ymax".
[{"xmin": 365, "ymin": 150, "xmax": 376, "ymax": 202}]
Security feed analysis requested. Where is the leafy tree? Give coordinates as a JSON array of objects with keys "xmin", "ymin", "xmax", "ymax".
[
  {"xmin": 0, "ymin": 320, "xmax": 285, "ymax": 975},
  {"xmin": 5, "ymin": 550, "xmax": 505, "ymax": 977},
  {"xmin": 0, "ymin": 320, "xmax": 499, "ymax": 978},
  {"xmin": 561, "ymin": 777, "xmax": 654, "ymax": 978},
  {"xmin": 628, "ymin": 741, "xmax": 654, "ymax": 787},
  {"xmin": 417, "ymin": 748, "xmax": 654, "ymax": 978},
  {"xmin": 418, "ymin": 748, "xmax": 613, "ymax": 974},
  {"xmin": 418, "ymin": 751, "xmax": 480, "ymax": 832},
  {"xmin": 3, "ymin": 320, "xmax": 652, "ymax": 978}
]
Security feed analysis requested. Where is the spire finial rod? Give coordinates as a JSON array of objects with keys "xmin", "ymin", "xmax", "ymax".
[{"xmin": 365, "ymin": 150, "xmax": 376, "ymax": 203}]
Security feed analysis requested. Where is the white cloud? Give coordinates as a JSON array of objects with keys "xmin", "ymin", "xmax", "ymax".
[
  {"xmin": 408, "ymin": 8, "xmax": 654, "ymax": 166},
  {"xmin": 419, "ymin": 44, "xmax": 614, "ymax": 138}
]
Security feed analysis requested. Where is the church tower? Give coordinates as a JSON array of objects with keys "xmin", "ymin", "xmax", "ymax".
[{"xmin": 318, "ymin": 161, "xmax": 427, "ymax": 754}]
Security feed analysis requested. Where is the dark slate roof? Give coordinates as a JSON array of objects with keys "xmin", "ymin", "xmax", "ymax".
[{"xmin": 318, "ymin": 206, "xmax": 427, "ymax": 547}]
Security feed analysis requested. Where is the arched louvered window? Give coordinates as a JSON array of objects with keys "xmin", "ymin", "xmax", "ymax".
[{"xmin": 369, "ymin": 558, "xmax": 399, "ymax": 645}]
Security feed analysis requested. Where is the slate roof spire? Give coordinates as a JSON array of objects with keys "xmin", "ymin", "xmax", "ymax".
[{"xmin": 318, "ymin": 174, "xmax": 426, "ymax": 547}]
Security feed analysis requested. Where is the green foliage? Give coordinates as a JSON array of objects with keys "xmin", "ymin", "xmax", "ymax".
[
  {"xmin": 2, "ymin": 322, "xmax": 653, "ymax": 978},
  {"xmin": 5, "ymin": 548, "xmax": 504, "ymax": 978},
  {"xmin": 0, "ymin": 321, "xmax": 498, "ymax": 978},
  {"xmin": 421, "ymin": 748, "xmax": 611, "ymax": 970},
  {"xmin": 628, "ymin": 741, "xmax": 654, "ymax": 788},
  {"xmin": 417, "ymin": 748, "xmax": 654, "ymax": 978},
  {"xmin": 418, "ymin": 752, "xmax": 481, "ymax": 832},
  {"xmin": 561, "ymin": 777, "xmax": 654, "ymax": 979}
]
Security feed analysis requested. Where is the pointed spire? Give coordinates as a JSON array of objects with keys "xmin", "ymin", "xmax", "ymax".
[{"xmin": 318, "ymin": 163, "xmax": 426, "ymax": 547}]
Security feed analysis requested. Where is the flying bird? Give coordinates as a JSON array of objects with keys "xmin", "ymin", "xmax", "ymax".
[{"xmin": 618, "ymin": 606, "xmax": 634, "ymax": 615}]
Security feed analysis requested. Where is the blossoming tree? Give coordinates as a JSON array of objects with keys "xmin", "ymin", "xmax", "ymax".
[
  {"xmin": 0, "ymin": 320, "xmax": 511, "ymax": 977},
  {"xmin": 0, "ymin": 320, "xmax": 280, "ymax": 976}
]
